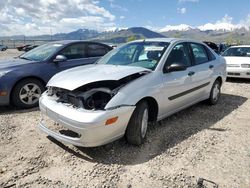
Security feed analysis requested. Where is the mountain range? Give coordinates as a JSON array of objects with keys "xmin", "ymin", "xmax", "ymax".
[{"xmin": 1, "ymin": 26, "xmax": 250, "ymax": 44}]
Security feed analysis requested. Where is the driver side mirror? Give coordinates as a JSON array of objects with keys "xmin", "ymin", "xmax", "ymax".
[
  {"xmin": 163, "ymin": 62, "xmax": 187, "ymax": 73},
  {"xmin": 53, "ymin": 55, "xmax": 67, "ymax": 63}
]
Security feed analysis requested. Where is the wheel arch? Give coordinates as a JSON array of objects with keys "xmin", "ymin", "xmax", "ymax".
[
  {"xmin": 136, "ymin": 96, "xmax": 159, "ymax": 123},
  {"xmin": 215, "ymin": 76, "xmax": 223, "ymax": 85},
  {"xmin": 10, "ymin": 76, "xmax": 46, "ymax": 103}
]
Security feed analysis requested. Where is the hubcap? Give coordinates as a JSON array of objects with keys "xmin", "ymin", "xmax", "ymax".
[
  {"xmin": 212, "ymin": 83, "xmax": 220, "ymax": 101},
  {"xmin": 141, "ymin": 108, "xmax": 148, "ymax": 138},
  {"xmin": 19, "ymin": 83, "xmax": 41, "ymax": 105}
]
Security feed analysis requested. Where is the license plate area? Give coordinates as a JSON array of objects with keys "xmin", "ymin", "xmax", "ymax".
[{"xmin": 42, "ymin": 115, "xmax": 81, "ymax": 138}]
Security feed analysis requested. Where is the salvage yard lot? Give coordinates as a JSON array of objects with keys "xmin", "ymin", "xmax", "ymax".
[{"xmin": 0, "ymin": 49, "xmax": 250, "ymax": 187}]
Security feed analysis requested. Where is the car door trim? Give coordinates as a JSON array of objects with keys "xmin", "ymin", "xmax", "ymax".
[{"xmin": 168, "ymin": 82, "xmax": 210, "ymax": 100}]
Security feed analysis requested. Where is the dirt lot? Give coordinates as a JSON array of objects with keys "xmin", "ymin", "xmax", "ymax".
[{"xmin": 0, "ymin": 49, "xmax": 250, "ymax": 187}]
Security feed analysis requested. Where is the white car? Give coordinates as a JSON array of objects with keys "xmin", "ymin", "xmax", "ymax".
[
  {"xmin": 39, "ymin": 38, "xmax": 226, "ymax": 147},
  {"xmin": 222, "ymin": 45, "xmax": 250, "ymax": 78}
]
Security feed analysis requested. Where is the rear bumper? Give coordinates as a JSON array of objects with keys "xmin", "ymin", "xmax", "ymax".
[
  {"xmin": 38, "ymin": 94, "xmax": 135, "ymax": 147},
  {"xmin": 226, "ymin": 67, "xmax": 250, "ymax": 78}
]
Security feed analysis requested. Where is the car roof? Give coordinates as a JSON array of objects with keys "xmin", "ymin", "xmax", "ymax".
[
  {"xmin": 49, "ymin": 40, "xmax": 106, "ymax": 45},
  {"xmin": 130, "ymin": 38, "xmax": 204, "ymax": 44},
  {"xmin": 230, "ymin": 45, "xmax": 250, "ymax": 48}
]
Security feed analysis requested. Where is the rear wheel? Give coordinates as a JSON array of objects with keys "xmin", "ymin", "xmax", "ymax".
[
  {"xmin": 207, "ymin": 79, "xmax": 221, "ymax": 105},
  {"xmin": 126, "ymin": 101, "xmax": 149, "ymax": 145},
  {"xmin": 11, "ymin": 79, "xmax": 45, "ymax": 108}
]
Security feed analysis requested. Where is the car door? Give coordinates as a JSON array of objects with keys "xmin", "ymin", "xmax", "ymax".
[
  {"xmin": 188, "ymin": 42, "xmax": 215, "ymax": 100},
  {"xmin": 53, "ymin": 43, "xmax": 96, "ymax": 72},
  {"xmin": 159, "ymin": 42, "xmax": 197, "ymax": 118}
]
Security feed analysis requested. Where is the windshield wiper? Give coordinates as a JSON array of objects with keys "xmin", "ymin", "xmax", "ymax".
[{"xmin": 19, "ymin": 57, "xmax": 31, "ymax": 61}]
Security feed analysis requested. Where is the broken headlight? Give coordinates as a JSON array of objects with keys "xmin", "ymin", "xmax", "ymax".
[{"xmin": 77, "ymin": 88, "xmax": 113, "ymax": 110}]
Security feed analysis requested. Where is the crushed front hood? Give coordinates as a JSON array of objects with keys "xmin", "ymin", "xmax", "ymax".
[{"xmin": 47, "ymin": 64, "xmax": 151, "ymax": 90}]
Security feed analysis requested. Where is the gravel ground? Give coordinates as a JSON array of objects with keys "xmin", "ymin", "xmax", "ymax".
[{"xmin": 0, "ymin": 50, "xmax": 250, "ymax": 187}]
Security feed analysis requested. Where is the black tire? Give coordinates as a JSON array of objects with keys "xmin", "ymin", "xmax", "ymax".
[
  {"xmin": 207, "ymin": 79, "xmax": 221, "ymax": 105},
  {"xmin": 3, "ymin": 48, "xmax": 6, "ymax": 51},
  {"xmin": 11, "ymin": 78, "xmax": 45, "ymax": 108},
  {"xmin": 125, "ymin": 101, "xmax": 149, "ymax": 145}
]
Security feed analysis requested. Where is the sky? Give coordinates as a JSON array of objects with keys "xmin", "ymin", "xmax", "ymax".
[{"xmin": 0, "ymin": 0, "xmax": 250, "ymax": 36}]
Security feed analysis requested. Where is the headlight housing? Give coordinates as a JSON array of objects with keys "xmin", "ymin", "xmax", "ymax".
[{"xmin": 241, "ymin": 64, "xmax": 250, "ymax": 68}]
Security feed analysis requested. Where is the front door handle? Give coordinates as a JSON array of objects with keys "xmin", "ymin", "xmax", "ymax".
[
  {"xmin": 209, "ymin": 65, "xmax": 214, "ymax": 69},
  {"xmin": 188, "ymin": 71, "xmax": 195, "ymax": 76}
]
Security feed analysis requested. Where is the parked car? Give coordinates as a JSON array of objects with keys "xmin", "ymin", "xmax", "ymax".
[
  {"xmin": 39, "ymin": 38, "xmax": 226, "ymax": 147},
  {"xmin": 23, "ymin": 45, "xmax": 39, "ymax": 52},
  {"xmin": 222, "ymin": 45, "xmax": 250, "ymax": 78},
  {"xmin": 17, "ymin": 44, "xmax": 31, "ymax": 51},
  {"xmin": 0, "ymin": 40, "xmax": 112, "ymax": 108},
  {"xmin": 0, "ymin": 45, "xmax": 8, "ymax": 51},
  {"xmin": 203, "ymin": 41, "xmax": 219, "ymax": 54}
]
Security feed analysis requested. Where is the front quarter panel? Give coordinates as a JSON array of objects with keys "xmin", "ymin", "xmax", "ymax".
[
  {"xmin": 214, "ymin": 56, "xmax": 227, "ymax": 83},
  {"xmin": 105, "ymin": 72, "xmax": 163, "ymax": 109}
]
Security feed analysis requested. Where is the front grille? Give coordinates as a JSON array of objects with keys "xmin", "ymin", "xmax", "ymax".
[
  {"xmin": 53, "ymin": 88, "xmax": 82, "ymax": 108},
  {"xmin": 228, "ymin": 72, "xmax": 240, "ymax": 76},
  {"xmin": 241, "ymin": 64, "xmax": 250, "ymax": 68},
  {"xmin": 227, "ymin": 64, "xmax": 240, "ymax": 67}
]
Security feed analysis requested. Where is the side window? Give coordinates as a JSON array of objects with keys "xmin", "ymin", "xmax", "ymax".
[
  {"xmin": 87, "ymin": 44, "xmax": 110, "ymax": 57},
  {"xmin": 190, "ymin": 43, "xmax": 209, "ymax": 64},
  {"xmin": 205, "ymin": 46, "xmax": 216, "ymax": 61},
  {"xmin": 166, "ymin": 43, "xmax": 191, "ymax": 67},
  {"xmin": 60, "ymin": 43, "xmax": 86, "ymax": 60}
]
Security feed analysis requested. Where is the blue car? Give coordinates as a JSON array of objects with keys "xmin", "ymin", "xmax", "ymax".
[{"xmin": 0, "ymin": 40, "xmax": 112, "ymax": 108}]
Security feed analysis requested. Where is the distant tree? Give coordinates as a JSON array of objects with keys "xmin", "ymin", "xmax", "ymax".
[
  {"xmin": 127, "ymin": 35, "xmax": 137, "ymax": 42},
  {"xmin": 225, "ymin": 35, "xmax": 234, "ymax": 45}
]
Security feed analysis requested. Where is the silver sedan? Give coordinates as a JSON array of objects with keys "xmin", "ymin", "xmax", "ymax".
[{"xmin": 39, "ymin": 38, "xmax": 226, "ymax": 147}]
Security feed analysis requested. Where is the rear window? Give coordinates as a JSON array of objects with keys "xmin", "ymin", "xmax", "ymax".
[
  {"xmin": 205, "ymin": 46, "xmax": 216, "ymax": 61},
  {"xmin": 87, "ymin": 44, "xmax": 110, "ymax": 57}
]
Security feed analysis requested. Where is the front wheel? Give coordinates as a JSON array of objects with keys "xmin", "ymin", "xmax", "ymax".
[
  {"xmin": 11, "ymin": 79, "xmax": 45, "ymax": 108},
  {"xmin": 207, "ymin": 80, "xmax": 221, "ymax": 105},
  {"xmin": 126, "ymin": 101, "xmax": 149, "ymax": 145}
]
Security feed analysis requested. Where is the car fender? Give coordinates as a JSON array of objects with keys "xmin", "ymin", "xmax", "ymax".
[{"xmin": 105, "ymin": 72, "xmax": 162, "ymax": 109}]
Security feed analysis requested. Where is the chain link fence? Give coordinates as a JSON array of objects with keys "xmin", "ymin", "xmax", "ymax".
[{"xmin": 1, "ymin": 39, "xmax": 56, "ymax": 49}]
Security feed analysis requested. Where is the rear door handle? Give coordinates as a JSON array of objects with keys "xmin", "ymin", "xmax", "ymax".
[
  {"xmin": 209, "ymin": 65, "xmax": 214, "ymax": 69},
  {"xmin": 188, "ymin": 71, "xmax": 195, "ymax": 76}
]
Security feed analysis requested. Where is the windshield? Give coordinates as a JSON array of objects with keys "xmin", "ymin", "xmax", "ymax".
[
  {"xmin": 97, "ymin": 41, "xmax": 170, "ymax": 70},
  {"xmin": 222, "ymin": 47, "xmax": 250, "ymax": 57},
  {"xmin": 19, "ymin": 43, "xmax": 63, "ymax": 61}
]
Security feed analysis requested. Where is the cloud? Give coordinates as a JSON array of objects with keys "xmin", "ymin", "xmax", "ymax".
[
  {"xmin": 177, "ymin": 7, "xmax": 186, "ymax": 14},
  {"xmin": 198, "ymin": 14, "xmax": 242, "ymax": 31},
  {"xmin": 240, "ymin": 14, "xmax": 250, "ymax": 29},
  {"xmin": 0, "ymin": 0, "xmax": 116, "ymax": 36},
  {"xmin": 159, "ymin": 24, "xmax": 193, "ymax": 32},
  {"xmin": 159, "ymin": 14, "xmax": 250, "ymax": 32},
  {"xmin": 109, "ymin": 1, "xmax": 128, "ymax": 12}
]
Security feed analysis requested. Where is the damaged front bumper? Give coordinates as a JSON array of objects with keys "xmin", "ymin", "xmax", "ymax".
[{"xmin": 38, "ymin": 94, "xmax": 135, "ymax": 147}]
